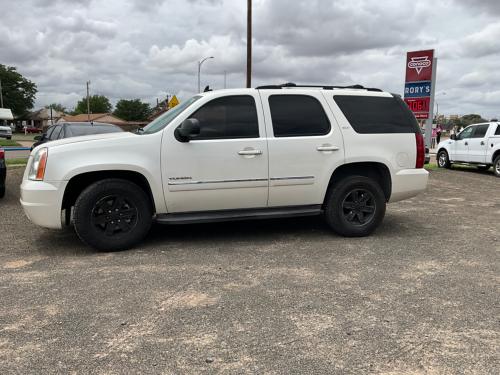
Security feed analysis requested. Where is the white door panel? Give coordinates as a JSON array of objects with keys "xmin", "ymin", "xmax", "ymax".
[
  {"xmin": 453, "ymin": 140, "xmax": 469, "ymax": 161},
  {"xmin": 259, "ymin": 90, "xmax": 344, "ymax": 207},
  {"xmin": 162, "ymin": 93, "xmax": 269, "ymax": 213}
]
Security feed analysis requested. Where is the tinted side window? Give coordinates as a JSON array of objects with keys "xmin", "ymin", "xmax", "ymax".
[
  {"xmin": 495, "ymin": 125, "xmax": 500, "ymax": 136},
  {"xmin": 69, "ymin": 125, "xmax": 122, "ymax": 137},
  {"xmin": 269, "ymin": 95, "xmax": 331, "ymax": 137},
  {"xmin": 334, "ymin": 95, "xmax": 419, "ymax": 134},
  {"xmin": 45, "ymin": 126, "xmax": 55, "ymax": 139},
  {"xmin": 471, "ymin": 124, "xmax": 489, "ymax": 138},
  {"xmin": 189, "ymin": 95, "xmax": 259, "ymax": 139},
  {"xmin": 50, "ymin": 126, "xmax": 62, "ymax": 140},
  {"xmin": 458, "ymin": 126, "xmax": 474, "ymax": 139}
]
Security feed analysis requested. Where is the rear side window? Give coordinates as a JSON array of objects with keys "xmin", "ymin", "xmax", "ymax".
[
  {"xmin": 189, "ymin": 95, "xmax": 259, "ymax": 139},
  {"xmin": 333, "ymin": 95, "xmax": 419, "ymax": 134},
  {"xmin": 69, "ymin": 125, "xmax": 122, "ymax": 137},
  {"xmin": 269, "ymin": 95, "xmax": 331, "ymax": 137},
  {"xmin": 494, "ymin": 125, "xmax": 500, "ymax": 136},
  {"xmin": 50, "ymin": 126, "xmax": 62, "ymax": 140},
  {"xmin": 471, "ymin": 124, "xmax": 489, "ymax": 138}
]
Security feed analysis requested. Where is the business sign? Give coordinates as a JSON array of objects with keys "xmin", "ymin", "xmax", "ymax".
[
  {"xmin": 404, "ymin": 81, "xmax": 431, "ymax": 98},
  {"xmin": 168, "ymin": 95, "xmax": 179, "ymax": 109},
  {"xmin": 404, "ymin": 49, "xmax": 435, "ymax": 120}
]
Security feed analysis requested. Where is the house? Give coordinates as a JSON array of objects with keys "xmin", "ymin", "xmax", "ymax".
[
  {"xmin": 26, "ymin": 108, "xmax": 65, "ymax": 129},
  {"xmin": 58, "ymin": 113, "xmax": 147, "ymax": 132},
  {"xmin": 58, "ymin": 113, "xmax": 126, "ymax": 125}
]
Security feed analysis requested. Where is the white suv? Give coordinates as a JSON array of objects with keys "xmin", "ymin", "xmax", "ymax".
[{"xmin": 21, "ymin": 84, "xmax": 428, "ymax": 250}]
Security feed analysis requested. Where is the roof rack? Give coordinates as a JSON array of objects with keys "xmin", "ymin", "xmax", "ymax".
[{"xmin": 255, "ymin": 82, "xmax": 383, "ymax": 92}]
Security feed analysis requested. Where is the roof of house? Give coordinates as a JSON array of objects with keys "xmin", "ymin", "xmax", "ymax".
[{"xmin": 61, "ymin": 113, "xmax": 126, "ymax": 124}]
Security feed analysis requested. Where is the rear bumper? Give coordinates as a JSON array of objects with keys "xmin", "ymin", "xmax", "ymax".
[
  {"xmin": 389, "ymin": 168, "xmax": 428, "ymax": 203},
  {"xmin": 20, "ymin": 179, "xmax": 67, "ymax": 229}
]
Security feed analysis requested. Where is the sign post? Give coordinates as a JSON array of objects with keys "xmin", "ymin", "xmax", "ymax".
[{"xmin": 404, "ymin": 49, "xmax": 437, "ymax": 148}]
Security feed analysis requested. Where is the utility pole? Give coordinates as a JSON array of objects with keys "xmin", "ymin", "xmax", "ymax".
[
  {"xmin": 50, "ymin": 105, "xmax": 53, "ymax": 126},
  {"xmin": 0, "ymin": 79, "xmax": 4, "ymax": 108},
  {"xmin": 86, "ymin": 81, "xmax": 91, "ymax": 123},
  {"xmin": 246, "ymin": 0, "xmax": 252, "ymax": 88},
  {"xmin": 224, "ymin": 71, "xmax": 227, "ymax": 89}
]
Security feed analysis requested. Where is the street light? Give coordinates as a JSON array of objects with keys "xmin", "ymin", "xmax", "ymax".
[{"xmin": 198, "ymin": 56, "xmax": 214, "ymax": 93}]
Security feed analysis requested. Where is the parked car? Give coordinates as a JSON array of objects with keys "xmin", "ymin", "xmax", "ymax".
[
  {"xmin": 21, "ymin": 84, "xmax": 428, "ymax": 251},
  {"xmin": 0, "ymin": 148, "xmax": 5, "ymax": 198},
  {"xmin": 0, "ymin": 124, "xmax": 12, "ymax": 140},
  {"xmin": 25, "ymin": 127, "xmax": 43, "ymax": 134},
  {"xmin": 436, "ymin": 122, "xmax": 500, "ymax": 177},
  {"xmin": 31, "ymin": 122, "xmax": 124, "ymax": 150},
  {"xmin": 0, "ymin": 108, "xmax": 14, "ymax": 140}
]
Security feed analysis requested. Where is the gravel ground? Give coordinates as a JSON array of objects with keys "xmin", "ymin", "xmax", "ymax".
[{"xmin": 0, "ymin": 167, "xmax": 499, "ymax": 374}]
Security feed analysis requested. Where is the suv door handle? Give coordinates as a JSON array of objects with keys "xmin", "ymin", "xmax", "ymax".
[
  {"xmin": 464, "ymin": 142, "xmax": 468, "ymax": 146},
  {"xmin": 317, "ymin": 145, "xmax": 339, "ymax": 152},
  {"xmin": 480, "ymin": 141, "xmax": 485, "ymax": 146},
  {"xmin": 238, "ymin": 149, "xmax": 262, "ymax": 156}
]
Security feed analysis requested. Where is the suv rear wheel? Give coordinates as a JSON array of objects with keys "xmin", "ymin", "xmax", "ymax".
[
  {"xmin": 73, "ymin": 179, "xmax": 153, "ymax": 251},
  {"xmin": 324, "ymin": 176, "xmax": 386, "ymax": 237}
]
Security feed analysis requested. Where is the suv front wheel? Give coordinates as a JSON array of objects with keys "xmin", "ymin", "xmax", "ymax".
[
  {"xmin": 324, "ymin": 176, "xmax": 386, "ymax": 237},
  {"xmin": 73, "ymin": 179, "xmax": 153, "ymax": 251}
]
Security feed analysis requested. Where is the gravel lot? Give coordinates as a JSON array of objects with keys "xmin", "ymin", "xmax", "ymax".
[{"xmin": 0, "ymin": 167, "xmax": 498, "ymax": 374}]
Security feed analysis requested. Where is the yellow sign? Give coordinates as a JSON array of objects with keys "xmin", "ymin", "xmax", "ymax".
[{"xmin": 168, "ymin": 95, "xmax": 179, "ymax": 109}]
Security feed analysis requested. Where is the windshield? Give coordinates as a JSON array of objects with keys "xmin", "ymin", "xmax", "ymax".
[{"xmin": 141, "ymin": 96, "xmax": 201, "ymax": 134}]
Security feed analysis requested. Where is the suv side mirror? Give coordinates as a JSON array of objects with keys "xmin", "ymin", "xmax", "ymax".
[
  {"xmin": 175, "ymin": 119, "xmax": 200, "ymax": 142},
  {"xmin": 450, "ymin": 134, "xmax": 456, "ymax": 140}
]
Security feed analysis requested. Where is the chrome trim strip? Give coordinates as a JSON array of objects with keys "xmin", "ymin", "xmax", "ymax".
[
  {"xmin": 168, "ymin": 178, "xmax": 268, "ymax": 186},
  {"xmin": 270, "ymin": 176, "xmax": 315, "ymax": 181}
]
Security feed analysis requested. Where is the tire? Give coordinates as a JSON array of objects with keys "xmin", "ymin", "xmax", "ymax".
[
  {"xmin": 437, "ymin": 150, "xmax": 451, "ymax": 169},
  {"xmin": 494, "ymin": 156, "xmax": 500, "ymax": 178},
  {"xmin": 0, "ymin": 185, "xmax": 5, "ymax": 199},
  {"xmin": 7, "ymin": 136, "xmax": 11, "ymax": 140},
  {"xmin": 324, "ymin": 176, "xmax": 386, "ymax": 237},
  {"xmin": 73, "ymin": 179, "xmax": 153, "ymax": 251}
]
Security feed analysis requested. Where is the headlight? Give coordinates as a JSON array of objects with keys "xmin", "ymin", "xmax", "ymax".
[{"xmin": 28, "ymin": 147, "xmax": 48, "ymax": 181}]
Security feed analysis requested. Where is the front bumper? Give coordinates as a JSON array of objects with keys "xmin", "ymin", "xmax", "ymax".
[
  {"xmin": 389, "ymin": 168, "xmax": 429, "ymax": 203},
  {"xmin": 20, "ymin": 179, "xmax": 67, "ymax": 229}
]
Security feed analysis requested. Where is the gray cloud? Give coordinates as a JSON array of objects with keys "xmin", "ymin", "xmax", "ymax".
[{"xmin": 0, "ymin": 0, "xmax": 499, "ymax": 118}]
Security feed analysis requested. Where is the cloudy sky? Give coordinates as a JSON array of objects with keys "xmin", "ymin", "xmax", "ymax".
[{"xmin": 1, "ymin": 0, "xmax": 499, "ymax": 118}]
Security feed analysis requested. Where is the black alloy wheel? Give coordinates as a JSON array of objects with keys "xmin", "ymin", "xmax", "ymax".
[
  {"xmin": 341, "ymin": 189, "xmax": 376, "ymax": 226},
  {"xmin": 91, "ymin": 195, "xmax": 138, "ymax": 236}
]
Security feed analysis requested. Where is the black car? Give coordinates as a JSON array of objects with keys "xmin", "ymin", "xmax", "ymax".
[
  {"xmin": 31, "ymin": 122, "xmax": 124, "ymax": 150},
  {"xmin": 0, "ymin": 148, "xmax": 6, "ymax": 198}
]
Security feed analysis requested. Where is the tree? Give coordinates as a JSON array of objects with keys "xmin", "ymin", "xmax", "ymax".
[
  {"xmin": 114, "ymin": 99, "xmax": 152, "ymax": 121},
  {"xmin": 0, "ymin": 64, "xmax": 37, "ymax": 117},
  {"xmin": 74, "ymin": 95, "xmax": 112, "ymax": 114},
  {"xmin": 461, "ymin": 114, "xmax": 487, "ymax": 126},
  {"xmin": 45, "ymin": 103, "xmax": 66, "ymax": 113}
]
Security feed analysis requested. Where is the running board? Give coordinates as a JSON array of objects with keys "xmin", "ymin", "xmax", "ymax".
[{"xmin": 156, "ymin": 205, "xmax": 323, "ymax": 225}]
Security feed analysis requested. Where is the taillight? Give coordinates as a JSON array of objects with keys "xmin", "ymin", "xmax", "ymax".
[
  {"xmin": 0, "ymin": 148, "xmax": 4, "ymax": 160},
  {"xmin": 415, "ymin": 133, "xmax": 425, "ymax": 168}
]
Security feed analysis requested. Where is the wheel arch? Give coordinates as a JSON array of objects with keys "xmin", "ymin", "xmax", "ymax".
[
  {"xmin": 62, "ymin": 170, "xmax": 156, "ymax": 224},
  {"xmin": 323, "ymin": 162, "xmax": 392, "ymax": 204},
  {"xmin": 492, "ymin": 149, "xmax": 500, "ymax": 164}
]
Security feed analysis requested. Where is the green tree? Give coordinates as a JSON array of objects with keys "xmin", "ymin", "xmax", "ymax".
[
  {"xmin": 74, "ymin": 95, "xmax": 112, "ymax": 114},
  {"xmin": 461, "ymin": 114, "xmax": 487, "ymax": 126},
  {"xmin": 114, "ymin": 99, "xmax": 152, "ymax": 121},
  {"xmin": 0, "ymin": 64, "xmax": 37, "ymax": 116},
  {"xmin": 45, "ymin": 103, "xmax": 66, "ymax": 113}
]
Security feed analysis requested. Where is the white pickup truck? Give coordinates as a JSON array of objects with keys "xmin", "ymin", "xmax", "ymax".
[
  {"xmin": 436, "ymin": 122, "xmax": 500, "ymax": 177},
  {"xmin": 21, "ymin": 84, "xmax": 428, "ymax": 250}
]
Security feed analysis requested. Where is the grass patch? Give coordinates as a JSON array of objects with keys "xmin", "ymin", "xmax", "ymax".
[
  {"xmin": 0, "ymin": 139, "xmax": 21, "ymax": 147},
  {"xmin": 425, "ymin": 163, "xmax": 439, "ymax": 171},
  {"xmin": 6, "ymin": 158, "xmax": 28, "ymax": 166},
  {"xmin": 12, "ymin": 134, "xmax": 37, "ymax": 142}
]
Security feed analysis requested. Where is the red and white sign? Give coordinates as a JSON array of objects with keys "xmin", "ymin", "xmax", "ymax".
[
  {"xmin": 404, "ymin": 49, "xmax": 435, "ymax": 119},
  {"xmin": 405, "ymin": 49, "xmax": 434, "ymax": 82}
]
